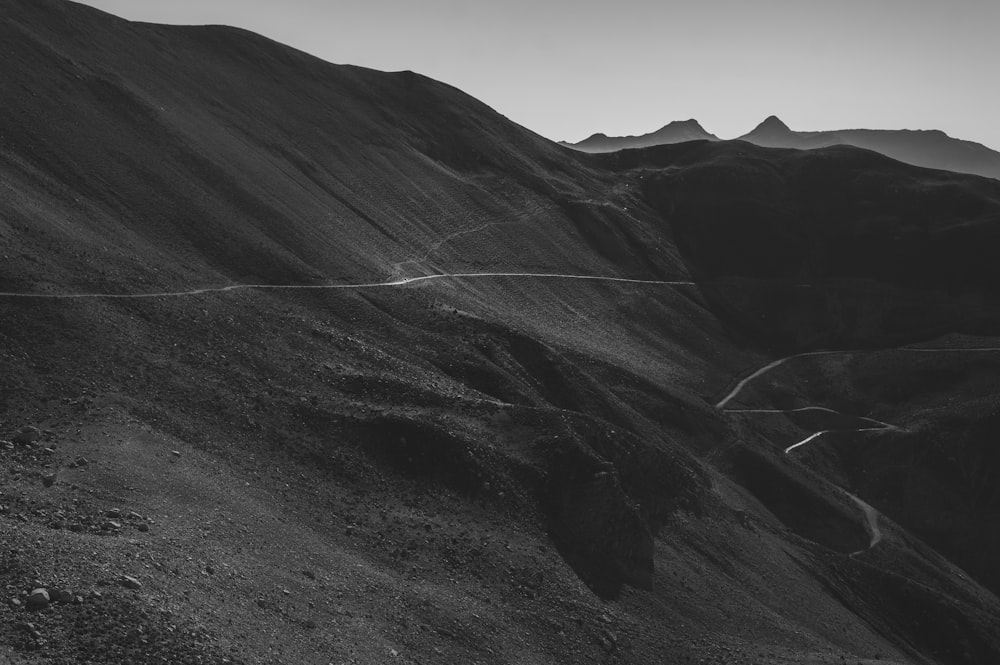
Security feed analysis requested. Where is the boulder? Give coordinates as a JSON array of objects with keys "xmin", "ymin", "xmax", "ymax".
[
  {"xmin": 13, "ymin": 426, "xmax": 41, "ymax": 446},
  {"xmin": 26, "ymin": 588, "xmax": 49, "ymax": 611}
]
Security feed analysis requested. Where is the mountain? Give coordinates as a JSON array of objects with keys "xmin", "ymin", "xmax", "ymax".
[
  {"xmin": 566, "ymin": 115, "xmax": 1000, "ymax": 181},
  {"xmin": 4, "ymin": 0, "xmax": 1000, "ymax": 663},
  {"xmin": 560, "ymin": 119, "xmax": 719, "ymax": 152},
  {"xmin": 736, "ymin": 115, "xmax": 1000, "ymax": 180}
]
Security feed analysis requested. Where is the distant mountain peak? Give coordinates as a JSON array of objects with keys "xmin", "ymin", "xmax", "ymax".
[
  {"xmin": 564, "ymin": 119, "xmax": 718, "ymax": 153},
  {"xmin": 656, "ymin": 119, "xmax": 708, "ymax": 133},
  {"xmin": 752, "ymin": 115, "xmax": 791, "ymax": 133},
  {"xmin": 669, "ymin": 118, "xmax": 703, "ymax": 128}
]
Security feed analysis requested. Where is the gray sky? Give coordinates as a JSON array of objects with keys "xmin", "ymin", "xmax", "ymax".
[{"xmin": 75, "ymin": 0, "xmax": 1000, "ymax": 150}]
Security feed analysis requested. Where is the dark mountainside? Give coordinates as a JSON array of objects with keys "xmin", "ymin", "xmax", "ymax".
[
  {"xmin": 564, "ymin": 115, "xmax": 1000, "ymax": 181},
  {"xmin": 3, "ymin": 1, "xmax": 1000, "ymax": 664},
  {"xmin": 559, "ymin": 119, "xmax": 719, "ymax": 153}
]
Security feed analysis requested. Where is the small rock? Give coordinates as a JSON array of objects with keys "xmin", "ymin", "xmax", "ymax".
[
  {"xmin": 106, "ymin": 508, "xmax": 122, "ymax": 519},
  {"xmin": 41, "ymin": 473, "xmax": 57, "ymax": 488},
  {"xmin": 101, "ymin": 520, "xmax": 122, "ymax": 531},
  {"xmin": 18, "ymin": 622, "xmax": 41, "ymax": 640},
  {"xmin": 73, "ymin": 595, "xmax": 84, "ymax": 605},
  {"xmin": 170, "ymin": 450, "xmax": 181, "ymax": 457},
  {"xmin": 136, "ymin": 523, "xmax": 150, "ymax": 533},
  {"xmin": 7, "ymin": 597, "xmax": 21, "ymax": 609},
  {"xmin": 119, "ymin": 575, "xmax": 142, "ymax": 590},
  {"xmin": 55, "ymin": 589, "xmax": 74, "ymax": 604},
  {"xmin": 26, "ymin": 589, "xmax": 49, "ymax": 611},
  {"xmin": 301, "ymin": 569, "xmax": 316, "ymax": 580},
  {"xmin": 13, "ymin": 426, "xmax": 42, "ymax": 446},
  {"xmin": 74, "ymin": 456, "xmax": 89, "ymax": 467}
]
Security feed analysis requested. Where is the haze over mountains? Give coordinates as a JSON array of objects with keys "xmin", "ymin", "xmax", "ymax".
[
  {"xmin": 3, "ymin": 0, "xmax": 1000, "ymax": 663},
  {"xmin": 564, "ymin": 115, "xmax": 1000, "ymax": 181}
]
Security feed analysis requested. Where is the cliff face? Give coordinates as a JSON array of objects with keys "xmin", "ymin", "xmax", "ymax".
[{"xmin": 3, "ymin": 1, "xmax": 1000, "ymax": 664}]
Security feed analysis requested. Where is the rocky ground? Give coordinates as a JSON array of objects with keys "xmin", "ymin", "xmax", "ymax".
[{"xmin": 4, "ymin": 1, "xmax": 1000, "ymax": 662}]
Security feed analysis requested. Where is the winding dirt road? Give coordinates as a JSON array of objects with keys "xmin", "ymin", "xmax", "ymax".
[
  {"xmin": 714, "ymin": 351, "xmax": 840, "ymax": 409},
  {"xmin": 717, "ymin": 346, "xmax": 1000, "ymax": 410},
  {"xmin": 846, "ymin": 492, "xmax": 883, "ymax": 553},
  {"xmin": 782, "ymin": 427, "xmax": 890, "ymax": 454},
  {"xmin": 6, "ymin": 236, "xmax": 997, "ymax": 556},
  {"xmin": 717, "ymin": 344, "xmax": 1000, "ymax": 553},
  {"xmin": 0, "ymin": 271, "xmax": 696, "ymax": 300}
]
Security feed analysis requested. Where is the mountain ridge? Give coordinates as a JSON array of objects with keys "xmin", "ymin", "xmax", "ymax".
[
  {"xmin": 561, "ymin": 119, "xmax": 719, "ymax": 153},
  {"xmin": 564, "ymin": 114, "xmax": 1000, "ymax": 180}
]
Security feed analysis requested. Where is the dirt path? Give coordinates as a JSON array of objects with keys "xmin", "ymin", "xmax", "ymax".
[
  {"xmin": 846, "ymin": 492, "xmax": 883, "ymax": 553},
  {"xmin": 0, "ymin": 271, "xmax": 697, "ymax": 300},
  {"xmin": 716, "ymin": 344, "xmax": 1000, "ymax": 554},
  {"xmin": 717, "ymin": 346, "xmax": 1000, "ymax": 410},
  {"xmin": 782, "ymin": 427, "xmax": 890, "ymax": 454},
  {"xmin": 713, "ymin": 351, "xmax": 846, "ymax": 409},
  {"xmin": 717, "ymin": 343, "xmax": 1000, "ymax": 456}
]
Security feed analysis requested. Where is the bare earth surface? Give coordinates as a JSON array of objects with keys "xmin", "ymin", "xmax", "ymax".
[{"xmin": 3, "ymin": 1, "xmax": 1000, "ymax": 664}]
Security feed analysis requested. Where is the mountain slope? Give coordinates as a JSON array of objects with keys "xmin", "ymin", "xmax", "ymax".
[{"xmin": 3, "ymin": 1, "xmax": 1000, "ymax": 664}]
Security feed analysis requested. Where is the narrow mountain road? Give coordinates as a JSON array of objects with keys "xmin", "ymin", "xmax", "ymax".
[
  {"xmin": 846, "ymin": 492, "xmax": 883, "ymax": 554},
  {"xmin": 726, "ymin": 406, "xmax": 897, "ymax": 430},
  {"xmin": 387, "ymin": 207, "xmax": 556, "ymax": 279},
  {"xmin": 0, "ymin": 271, "xmax": 697, "ymax": 300},
  {"xmin": 714, "ymin": 351, "xmax": 842, "ymax": 409},
  {"xmin": 715, "ymin": 345, "xmax": 1000, "ymax": 554},
  {"xmin": 717, "ymin": 345, "xmax": 1000, "ymax": 410},
  {"xmin": 6, "ymin": 247, "xmax": 997, "ymax": 559},
  {"xmin": 783, "ymin": 427, "xmax": 891, "ymax": 454}
]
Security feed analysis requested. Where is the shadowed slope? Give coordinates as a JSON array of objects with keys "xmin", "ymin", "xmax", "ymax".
[{"xmin": 626, "ymin": 140, "xmax": 1000, "ymax": 348}]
